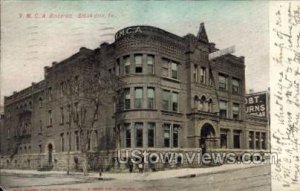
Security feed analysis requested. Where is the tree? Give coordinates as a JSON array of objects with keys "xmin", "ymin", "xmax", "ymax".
[{"xmin": 64, "ymin": 61, "xmax": 123, "ymax": 176}]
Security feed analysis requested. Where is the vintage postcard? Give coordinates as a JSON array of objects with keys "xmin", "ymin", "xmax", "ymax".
[{"xmin": 0, "ymin": 1, "xmax": 299, "ymax": 191}]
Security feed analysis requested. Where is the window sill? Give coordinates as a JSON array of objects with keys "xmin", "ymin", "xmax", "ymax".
[
  {"xmin": 161, "ymin": 110, "xmax": 183, "ymax": 116},
  {"xmin": 162, "ymin": 76, "xmax": 180, "ymax": 83}
]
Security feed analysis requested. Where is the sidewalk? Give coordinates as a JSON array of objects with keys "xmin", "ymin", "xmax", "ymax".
[{"xmin": 0, "ymin": 163, "xmax": 267, "ymax": 181}]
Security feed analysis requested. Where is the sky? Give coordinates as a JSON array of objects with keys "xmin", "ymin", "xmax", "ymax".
[{"xmin": 0, "ymin": 1, "xmax": 269, "ymax": 105}]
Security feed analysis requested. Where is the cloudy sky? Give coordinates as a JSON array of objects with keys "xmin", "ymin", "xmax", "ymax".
[{"xmin": 0, "ymin": 1, "xmax": 269, "ymax": 105}]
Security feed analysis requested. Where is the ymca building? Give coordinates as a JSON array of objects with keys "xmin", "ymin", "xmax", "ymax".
[{"xmin": 0, "ymin": 23, "xmax": 269, "ymax": 171}]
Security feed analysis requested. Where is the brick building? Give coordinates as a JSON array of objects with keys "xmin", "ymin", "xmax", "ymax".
[{"xmin": 0, "ymin": 23, "xmax": 269, "ymax": 171}]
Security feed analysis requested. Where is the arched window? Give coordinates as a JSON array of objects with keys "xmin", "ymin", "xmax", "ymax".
[
  {"xmin": 194, "ymin": 95, "xmax": 199, "ymax": 110},
  {"xmin": 200, "ymin": 96, "xmax": 206, "ymax": 111}
]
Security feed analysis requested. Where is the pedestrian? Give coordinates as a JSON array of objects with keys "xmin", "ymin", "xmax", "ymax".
[{"xmin": 128, "ymin": 157, "xmax": 133, "ymax": 173}]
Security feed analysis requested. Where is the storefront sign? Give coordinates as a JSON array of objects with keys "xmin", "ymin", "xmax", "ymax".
[{"xmin": 245, "ymin": 92, "xmax": 267, "ymax": 117}]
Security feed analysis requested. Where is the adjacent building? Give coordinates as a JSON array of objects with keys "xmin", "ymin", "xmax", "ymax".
[{"xmin": 0, "ymin": 23, "xmax": 269, "ymax": 171}]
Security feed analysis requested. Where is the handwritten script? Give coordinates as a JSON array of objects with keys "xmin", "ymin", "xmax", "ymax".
[{"xmin": 271, "ymin": 2, "xmax": 300, "ymax": 190}]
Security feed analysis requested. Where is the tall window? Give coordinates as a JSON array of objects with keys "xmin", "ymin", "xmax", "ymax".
[
  {"xmin": 232, "ymin": 103, "xmax": 240, "ymax": 119},
  {"xmin": 147, "ymin": 123, "xmax": 155, "ymax": 147},
  {"xmin": 255, "ymin": 132, "xmax": 260, "ymax": 149},
  {"xmin": 60, "ymin": 107, "xmax": 64, "ymax": 124},
  {"xmin": 219, "ymin": 74, "xmax": 228, "ymax": 90},
  {"xmin": 162, "ymin": 59, "xmax": 169, "ymax": 77},
  {"xmin": 220, "ymin": 129, "xmax": 228, "ymax": 148},
  {"xmin": 208, "ymin": 99, "xmax": 213, "ymax": 112},
  {"xmin": 232, "ymin": 78, "xmax": 240, "ymax": 94},
  {"xmin": 172, "ymin": 92, "xmax": 179, "ymax": 112},
  {"xmin": 147, "ymin": 55, "xmax": 154, "ymax": 74},
  {"xmin": 173, "ymin": 125, "xmax": 179, "ymax": 148},
  {"xmin": 193, "ymin": 65, "xmax": 198, "ymax": 82},
  {"xmin": 48, "ymin": 87, "xmax": 52, "ymax": 101},
  {"xmin": 39, "ymin": 144, "xmax": 42, "ymax": 153},
  {"xmin": 249, "ymin": 131, "xmax": 254, "ymax": 149},
  {"xmin": 147, "ymin": 88, "xmax": 155, "ymax": 109},
  {"xmin": 124, "ymin": 88, "xmax": 131, "ymax": 110},
  {"xmin": 134, "ymin": 54, "xmax": 143, "ymax": 73},
  {"xmin": 67, "ymin": 132, "xmax": 71, "ymax": 151},
  {"xmin": 219, "ymin": 100, "xmax": 228, "ymax": 118},
  {"xmin": 61, "ymin": 133, "xmax": 64, "ymax": 152},
  {"xmin": 200, "ymin": 67, "xmax": 206, "ymax": 84},
  {"xmin": 162, "ymin": 58, "xmax": 179, "ymax": 79},
  {"xmin": 75, "ymin": 131, "xmax": 79, "ymax": 151},
  {"xmin": 39, "ymin": 97, "xmax": 43, "ymax": 108},
  {"xmin": 261, "ymin": 132, "xmax": 266, "ymax": 150},
  {"xmin": 125, "ymin": 123, "xmax": 131, "ymax": 148},
  {"xmin": 171, "ymin": 62, "xmax": 178, "ymax": 79},
  {"xmin": 116, "ymin": 59, "xmax": 120, "ymax": 76},
  {"xmin": 48, "ymin": 110, "xmax": 52, "ymax": 126},
  {"xmin": 162, "ymin": 90, "xmax": 170, "ymax": 111},
  {"xmin": 233, "ymin": 130, "xmax": 241, "ymax": 149},
  {"xmin": 124, "ymin": 56, "xmax": 131, "ymax": 74},
  {"xmin": 163, "ymin": 124, "xmax": 171, "ymax": 147},
  {"xmin": 74, "ymin": 102, "xmax": 79, "ymax": 121},
  {"xmin": 66, "ymin": 105, "xmax": 71, "ymax": 123},
  {"xmin": 134, "ymin": 87, "xmax": 143, "ymax": 109},
  {"xmin": 135, "ymin": 122, "xmax": 143, "ymax": 147}
]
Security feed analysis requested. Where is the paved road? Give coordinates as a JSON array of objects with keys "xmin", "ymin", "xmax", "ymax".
[{"xmin": 1, "ymin": 164, "xmax": 271, "ymax": 191}]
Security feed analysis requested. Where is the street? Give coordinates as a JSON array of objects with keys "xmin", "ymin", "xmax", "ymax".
[{"xmin": 1, "ymin": 164, "xmax": 271, "ymax": 191}]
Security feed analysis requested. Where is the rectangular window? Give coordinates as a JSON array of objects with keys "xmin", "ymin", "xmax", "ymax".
[
  {"xmin": 74, "ymin": 102, "xmax": 79, "ymax": 121},
  {"xmin": 75, "ymin": 131, "xmax": 79, "ymax": 151},
  {"xmin": 162, "ymin": 90, "xmax": 170, "ymax": 111},
  {"xmin": 173, "ymin": 124, "xmax": 179, "ymax": 148},
  {"xmin": 249, "ymin": 131, "xmax": 254, "ymax": 149},
  {"xmin": 220, "ymin": 129, "xmax": 228, "ymax": 148},
  {"xmin": 232, "ymin": 103, "xmax": 240, "ymax": 119},
  {"xmin": 219, "ymin": 74, "xmax": 228, "ymax": 90},
  {"xmin": 232, "ymin": 78, "xmax": 240, "ymax": 94},
  {"xmin": 48, "ymin": 87, "xmax": 52, "ymax": 101},
  {"xmin": 193, "ymin": 65, "xmax": 198, "ymax": 82},
  {"xmin": 147, "ymin": 55, "xmax": 154, "ymax": 74},
  {"xmin": 172, "ymin": 92, "xmax": 179, "ymax": 112},
  {"xmin": 255, "ymin": 132, "xmax": 260, "ymax": 149},
  {"xmin": 147, "ymin": 87, "xmax": 155, "ymax": 109},
  {"xmin": 67, "ymin": 132, "xmax": 71, "ymax": 151},
  {"xmin": 162, "ymin": 59, "xmax": 169, "ymax": 77},
  {"xmin": 200, "ymin": 67, "xmax": 206, "ymax": 84},
  {"xmin": 124, "ymin": 88, "xmax": 131, "ymax": 110},
  {"xmin": 163, "ymin": 124, "xmax": 171, "ymax": 147},
  {"xmin": 60, "ymin": 107, "xmax": 64, "ymax": 124},
  {"xmin": 66, "ymin": 105, "xmax": 71, "ymax": 123},
  {"xmin": 135, "ymin": 54, "xmax": 143, "ymax": 73},
  {"xmin": 124, "ymin": 56, "xmax": 131, "ymax": 74},
  {"xmin": 134, "ymin": 87, "xmax": 143, "ymax": 109},
  {"xmin": 261, "ymin": 132, "xmax": 266, "ymax": 150},
  {"xmin": 219, "ymin": 100, "xmax": 228, "ymax": 118},
  {"xmin": 209, "ymin": 70, "xmax": 213, "ymax": 86},
  {"xmin": 233, "ymin": 130, "xmax": 241, "ymax": 149},
  {"xmin": 61, "ymin": 133, "xmax": 64, "ymax": 152},
  {"xmin": 116, "ymin": 59, "xmax": 120, "ymax": 76},
  {"xmin": 148, "ymin": 123, "xmax": 155, "ymax": 147},
  {"xmin": 39, "ymin": 97, "xmax": 43, "ymax": 108},
  {"xmin": 125, "ymin": 123, "xmax": 131, "ymax": 148},
  {"xmin": 48, "ymin": 110, "xmax": 52, "ymax": 126},
  {"xmin": 171, "ymin": 62, "xmax": 178, "ymax": 79},
  {"xmin": 135, "ymin": 122, "xmax": 143, "ymax": 147}
]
